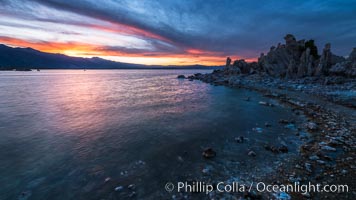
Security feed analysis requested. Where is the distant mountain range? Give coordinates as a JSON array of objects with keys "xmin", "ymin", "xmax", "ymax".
[{"xmin": 0, "ymin": 44, "xmax": 221, "ymax": 70}]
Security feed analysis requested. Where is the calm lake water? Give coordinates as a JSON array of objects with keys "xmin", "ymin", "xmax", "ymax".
[{"xmin": 0, "ymin": 70, "xmax": 302, "ymax": 199}]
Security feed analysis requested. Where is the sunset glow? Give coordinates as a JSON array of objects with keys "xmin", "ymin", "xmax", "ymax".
[{"xmin": 0, "ymin": 0, "xmax": 354, "ymax": 65}]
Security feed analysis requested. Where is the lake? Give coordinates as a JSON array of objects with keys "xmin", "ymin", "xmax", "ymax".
[{"xmin": 0, "ymin": 70, "xmax": 302, "ymax": 199}]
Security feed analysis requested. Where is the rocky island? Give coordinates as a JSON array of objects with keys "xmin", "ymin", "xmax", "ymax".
[{"xmin": 187, "ymin": 34, "xmax": 355, "ymax": 199}]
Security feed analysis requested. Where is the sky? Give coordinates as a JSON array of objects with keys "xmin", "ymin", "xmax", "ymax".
[{"xmin": 0, "ymin": 0, "xmax": 355, "ymax": 65}]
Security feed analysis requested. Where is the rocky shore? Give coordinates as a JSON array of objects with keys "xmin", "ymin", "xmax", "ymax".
[{"xmin": 186, "ymin": 34, "xmax": 355, "ymax": 199}]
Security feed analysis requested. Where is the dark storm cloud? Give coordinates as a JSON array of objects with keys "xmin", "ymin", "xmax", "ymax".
[{"xmin": 2, "ymin": 0, "xmax": 356, "ymax": 58}]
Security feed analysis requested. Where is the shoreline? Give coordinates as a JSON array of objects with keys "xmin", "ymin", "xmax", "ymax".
[{"xmin": 188, "ymin": 71, "xmax": 355, "ymax": 199}]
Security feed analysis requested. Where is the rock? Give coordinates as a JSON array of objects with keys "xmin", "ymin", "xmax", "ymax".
[
  {"xmin": 284, "ymin": 123, "xmax": 296, "ymax": 130},
  {"xmin": 279, "ymin": 119, "xmax": 290, "ymax": 124},
  {"xmin": 306, "ymin": 122, "xmax": 318, "ymax": 131},
  {"xmin": 248, "ymin": 150, "xmax": 257, "ymax": 157},
  {"xmin": 202, "ymin": 148, "xmax": 216, "ymax": 159},
  {"xmin": 202, "ymin": 165, "xmax": 213, "ymax": 174},
  {"xmin": 329, "ymin": 48, "xmax": 356, "ymax": 77},
  {"xmin": 321, "ymin": 145, "xmax": 336, "ymax": 151},
  {"xmin": 259, "ymin": 101, "xmax": 274, "ymax": 107},
  {"xmin": 315, "ymin": 43, "xmax": 332, "ymax": 76},
  {"xmin": 18, "ymin": 191, "xmax": 32, "ymax": 200},
  {"xmin": 232, "ymin": 59, "xmax": 250, "ymax": 74},
  {"xmin": 120, "ymin": 171, "xmax": 128, "ymax": 176},
  {"xmin": 309, "ymin": 155, "xmax": 319, "ymax": 160},
  {"xmin": 135, "ymin": 160, "xmax": 146, "ymax": 165},
  {"xmin": 177, "ymin": 75, "xmax": 185, "ymax": 79},
  {"xmin": 273, "ymin": 191, "xmax": 291, "ymax": 200},
  {"xmin": 128, "ymin": 184, "xmax": 136, "ymax": 190},
  {"xmin": 253, "ymin": 127, "xmax": 263, "ymax": 133},
  {"xmin": 265, "ymin": 122, "xmax": 272, "ymax": 127},
  {"xmin": 235, "ymin": 136, "xmax": 244, "ymax": 143},
  {"xmin": 317, "ymin": 160, "xmax": 326, "ymax": 164},
  {"xmin": 226, "ymin": 57, "xmax": 232, "ymax": 67},
  {"xmin": 177, "ymin": 156, "xmax": 184, "ymax": 162},
  {"xmin": 341, "ymin": 169, "xmax": 348, "ymax": 175},
  {"xmin": 278, "ymin": 145, "xmax": 289, "ymax": 153},
  {"xmin": 129, "ymin": 191, "xmax": 136, "ymax": 197},
  {"xmin": 115, "ymin": 186, "xmax": 124, "ymax": 191},
  {"xmin": 305, "ymin": 163, "xmax": 313, "ymax": 173}
]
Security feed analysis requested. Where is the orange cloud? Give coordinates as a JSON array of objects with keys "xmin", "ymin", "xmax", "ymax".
[{"xmin": 0, "ymin": 36, "xmax": 240, "ymax": 65}]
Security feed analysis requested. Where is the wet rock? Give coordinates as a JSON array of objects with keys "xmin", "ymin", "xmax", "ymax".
[
  {"xmin": 321, "ymin": 145, "xmax": 336, "ymax": 151},
  {"xmin": 284, "ymin": 123, "xmax": 296, "ymax": 130},
  {"xmin": 120, "ymin": 171, "xmax": 128, "ymax": 176},
  {"xmin": 253, "ymin": 127, "xmax": 263, "ymax": 133},
  {"xmin": 177, "ymin": 156, "xmax": 184, "ymax": 162},
  {"xmin": 135, "ymin": 160, "xmax": 146, "ymax": 165},
  {"xmin": 317, "ymin": 160, "xmax": 326, "ymax": 165},
  {"xmin": 129, "ymin": 191, "xmax": 136, "ymax": 197},
  {"xmin": 259, "ymin": 101, "xmax": 274, "ymax": 107},
  {"xmin": 248, "ymin": 150, "xmax": 257, "ymax": 157},
  {"xmin": 265, "ymin": 122, "xmax": 272, "ymax": 127},
  {"xmin": 264, "ymin": 144, "xmax": 288, "ymax": 153},
  {"xmin": 341, "ymin": 169, "xmax": 348, "ymax": 175},
  {"xmin": 235, "ymin": 136, "xmax": 244, "ymax": 143},
  {"xmin": 278, "ymin": 145, "xmax": 289, "ymax": 153},
  {"xmin": 115, "ymin": 186, "xmax": 124, "ymax": 191},
  {"xmin": 202, "ymin": 148, "xmax": 216, "ymax": 159},
  {"xmin": 306, "ymin": 122, "xmax": 318, "ymax": 131},
  {"xmin": 202, "ymin": 165, "xmax": 213, "ymax": 174},
  {"xmin": 18, "ymin": 191, "xmax": 32, "ymax": 200},
  {"xmin": 279, "ymin": 119, "xmax": 290, "ymax": 124},
  {"xmin": 309, "ymin": 155, "xmax": 319, "ymax": 161},
  {"xmin": 273, "ymin": 191, "xmax": 291, "ymax": 200},
  {"xmin": 305, "ymin": 163, "xmax": 313, "ymax": 173},
  {"xmin": 128, "ymin": 184, "xmax": 136, "ymax": 190},
  {"xmin": 177, "ymin": 75, "xmax": 185, "ymax": 79}
]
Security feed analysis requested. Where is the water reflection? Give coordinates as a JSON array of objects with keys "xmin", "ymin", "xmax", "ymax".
[{"xmin": 0, "ymin": 70, "xmax": 301, "ymax": 199}]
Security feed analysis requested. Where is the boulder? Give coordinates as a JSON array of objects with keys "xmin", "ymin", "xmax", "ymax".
[{"xmin": 329, "ymin": 48, "xmax": 356, "ymax": 77}]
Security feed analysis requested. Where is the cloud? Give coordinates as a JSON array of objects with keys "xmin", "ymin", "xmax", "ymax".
[{"xmin": 0, "ymin": 0, "xmax": 355, "ymax": 64}]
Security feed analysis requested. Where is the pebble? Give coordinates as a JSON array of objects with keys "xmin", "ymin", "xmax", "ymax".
[
  {"xmin": 128, "ymin": 184, "xmax": 136, "ymax": 190},
  {"xmin": 305, "ymin": 163, "xmax": 312, "ymax": 173},
  {"xmin": 321, "ymin": 145, "xmax": 336, "ymax": 151},
  {"xmin": 309, "ymin": 155, "xmax": 319, "ymax": 160},
  {"xmin": 265, "ymin": 122, "xmax": 272, "ymax": 127},
  {"xmin": 306, "ymin": 122, "xmax": 318, "ymax": 130},
  {"xmin": 248, "ymin": 151, "xmax": 256, "ymax": 157},
  {"xmin": 202, "ymin": 148, "xmax": 216, "ymax": 159},
  {"xmin": 115, "ymin": 186, "xmax": 123, "ymax": 191},
  {"xmin": 235, "ymin": 136, "xmax": 244, "ymax": 143},
  {"xmin": 253, "ymin": 127, "xmax": 263, "ymax": 133}
]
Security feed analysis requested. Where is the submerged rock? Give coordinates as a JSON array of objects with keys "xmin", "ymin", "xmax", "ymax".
[
  {"xmin": 248, "ymin": 150, "xmax": 257, "ymax": 157},
  {"xmin": 115, "ymin": 186, "xmax": 124, "ymax": 191},
  {"xmin": 235, "ymin": 136, "xmax": 244, "ymax": 143},
  {"xmin": 202, "ymin": 148, "xmax": 216, "ymax": 159},
  {"xmin": 177, "ymin": 75, "xmax": 186, "ymax": 79}
]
